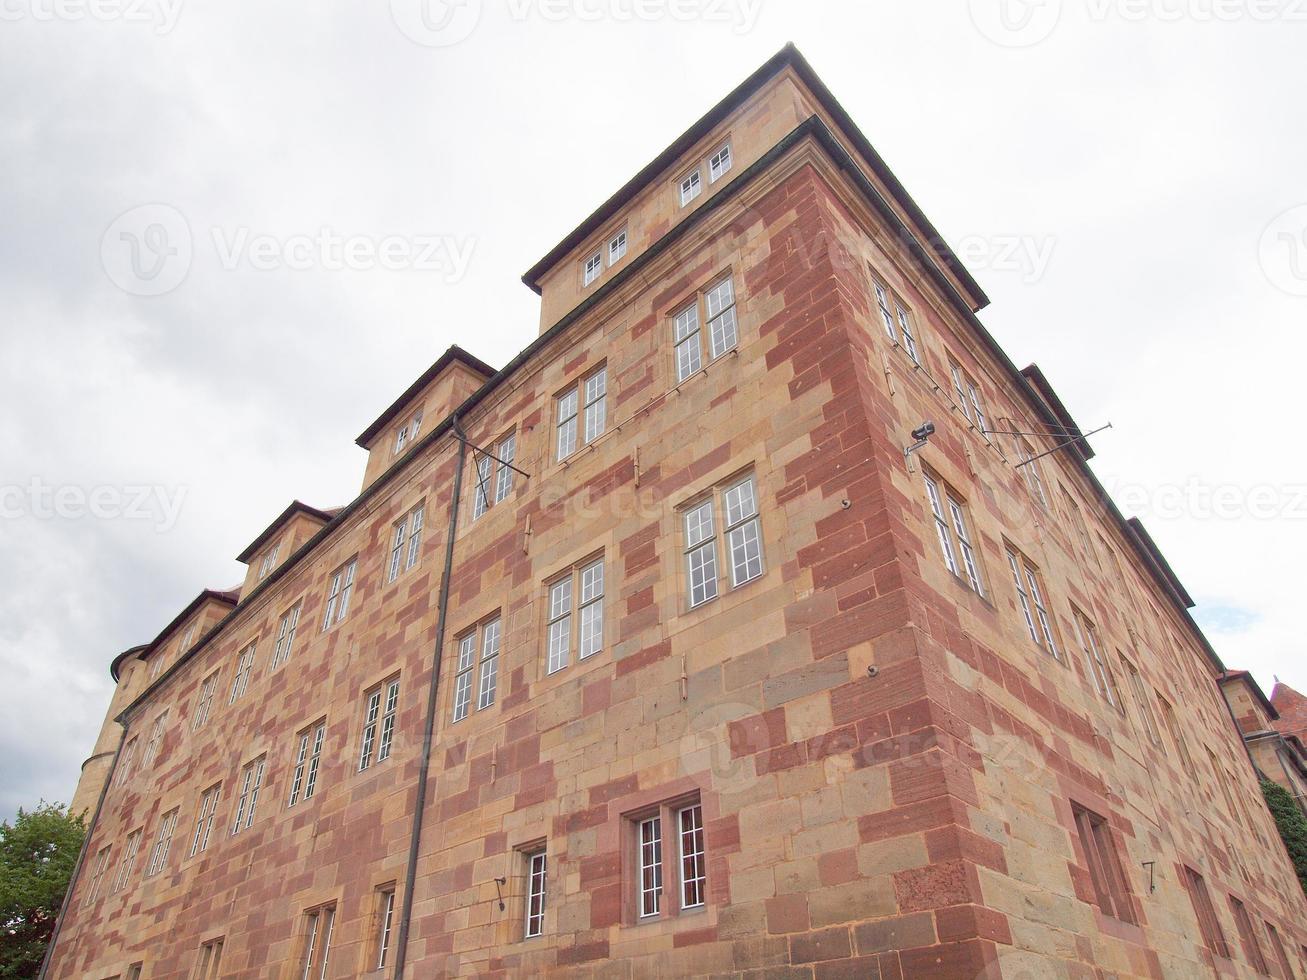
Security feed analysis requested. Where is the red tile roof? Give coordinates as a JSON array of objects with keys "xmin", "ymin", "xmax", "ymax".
[{"xmin": 1271, "ymin": 682, "xmax": 1307, "ymax": 743}]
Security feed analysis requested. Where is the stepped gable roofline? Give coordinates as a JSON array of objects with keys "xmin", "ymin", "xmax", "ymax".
[
  {"xmin": 520, "ymin": 42, "xmax": 990, "ymax": 314},
  {"xmin": 236, "ymin": 500, "xmax": 339, "ymax": 563},
  {"xmin": 355, "ymin": 345, "xmax": 495, "ymax": 448}
]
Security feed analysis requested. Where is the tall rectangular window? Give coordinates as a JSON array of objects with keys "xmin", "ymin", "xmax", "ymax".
[
  {"xmin": 271, "ymin": 603, "xmax": 301, "ymax": 669},
  {"xmin": 393, "ymin": 408, "xmax": 423, "ymax": 456},
  {"xmin": 1072, "ymin": 804, "xmax": 1135, "ymax": 924},
  {"xmin": 583, "ymin": 250, "xmax": 603, "ymax": 287},
  {"xmin": 678, "ymin": 803, "xmax": 706, "ymax": 910},
  {"xmin": 556, "ymin": 369, "xmax": 606, "ymax": 461},
  {"xmin": 257, "ymin": 542, "xmax": 280, "ymax": 579},
  {"xmin": 708, "ymin": 142, "xmax": 732, "ymax": 182},
  {"xmin": 144, "ymin": 808, "xmax": 178, "ymax": 878},
  {"xmin": 116, "ymin": 737, "xmax": 138, "ymax": 787},
  {"xmin": 674, "ymin": 275, "xmax": 739, "ymax": 384},
  {"xmin": 1265, "ymin": 921, "xmax": 1295, "ymax": 979},
  {"xmin": 321, "ymin": 557, "xmax": 358, "ymax": 631},
  {"xmin": 525, "ymin": 849, "xmax": 547, "ymax": 939},
  {"xmin": 288, "ymin": 720, "xmax": 327, "ymax": 807},
  {"xmin": 630, "ymin": 796, "xmax": 707, "ymax": 923},
  {"xmin": 948, "ymin": 357, "xmax": 989, "ymax": 433},
  {"xmin": 679, "ymin": 168, "xmax": 701, "ymax": 206},
  {"xmin": 1159, "ymin": 695, "xmax": 1196, "ymax": 776},
  {"xmin": 1006, "ymin": 547, "xmax": 1059, "ymax": 660},
  {"xmin": 1230, "ymin": 897, "xmax": 1270, "ymax": 975},
  {"xmin": 359, "ymin": 678, "xmax": 400, "ymax": 770},
  {"xmin": 1121, "ymin": 657, "xmax": 1163, "ymax": 747},
  {"xmin": 388, "ymin": 503, "xmax": 425, "ymax": 581},
  {"xmin": 924, "ymin": 472, "xmax": 983, "ymax": 595},
  {"xmin": 195, "ymin": 938, "xmax": 224, "ymax": 980},
  {"xmin": 1073, "ymin": 608, "xmax": 1121, "ymax": 710},
  {"xmin": 84, "ymin": 845, "xmax": 112, "ymax": 904},
  {"xmin": 477, "ymin": 618, "xmax": 501, "ymax": 710},
  {"xmin": 1059, "ymin": 485, "xmax": 1097, "ymax": 566},
  {"xmin": 683, "ymin": 474, "xmax": 764, "ymax": 609},
  {"xmin": 231, "ymin": 756, "xmax": 266, "ymax": 835},
  {"xmin": 470, "ymin": 430, "xmax": 518, "ymax": 519},
  {"xmin": 126, "ymin": 963, "xmax": 142, "ymax": 980},
  {"xmin": 300, "ymin": 905, "xmax": 336, "ymax": 980},
  {"xmin": 608, "ymin": 228, "xmax": 627, "ymax": 264},
  {"xmin": 375, "ymin": 887, "xmax": 397, "ymax": 969},
  {"xmin": 229, "ymin": 642, "xmax": 256, "ymax": 704},
  {"xmin": 873, "ymin": 277, "xmax": 921, "ymax": 364},
  {"xmin": 189, "ymin": 783, "xmax": 221, "ymax": 856},
  {"xmin": 545, "ymin": 559, "xmax": 604, "ymax": 674},
  {"xmin": 1183, "ymin": 867, "xmax": 1230, "ymax": 959},
  {"xmin": 111, "ymin": 829, "xmax": 141, "ymax": 894},
  {"xmin": 583, "ymin": 367, "xmax": 607, "ymax": 444},
  {"xmin": 141, "ymin": 711, "xmax": 168, "ymax": 769},
  {"xmin": 639, "ymin": 815, "xmax": 662, "ymax": 918},
  {"xmin": 450, "ymin": 616, "xmax": 503, "ymax": 722},
  {"xmin": 1016, "ymin": 438, "xmax": 1049, "ymax": 508}
]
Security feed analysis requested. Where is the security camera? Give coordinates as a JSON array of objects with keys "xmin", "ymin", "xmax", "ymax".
[{"xmin": 911, "ymin": 422, "xmax": 936, "ymax": 442}]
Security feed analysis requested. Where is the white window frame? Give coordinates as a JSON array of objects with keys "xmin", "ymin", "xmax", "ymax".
[
  {"xmin": 450, "ymin": 616, "xmax": 502, "ymax": 723},
  {"xmin": 674, "ymin": 275, "xmax": 739, "ymax": 385},
  {"xmin": 84, "ymin": 845, "xmax": 112, "ymax": 903},
  {"xmin": 140, "ymin": 711, "xmax": 168, "ymax": 769},
  {"xmin": 195, "ymin": 938, "xmax": 225, "ymax": 980},
  {"xmin": 189, "ymin": 783, "xmax": 221, "ymax": 857},
  {"xmin": 473, "ymin": 432, "xmax": 518, "ymax": 519},
  {"xmin": 144, "ymin": 808, "xmax": 178, "ymax": 878},
  {"xmin": 583, "ymin": 250, "xmax": 603, "ymax": 287},
  {"xmin": 257, "ymin": 542, "xmax": 280, "ymax": 580},
  {"xmin": 1006, "ymin": 548, "xmax": 1059, "ymax": 660},
  {"xmin": 116, "ymin": 737, "xmax": 138, "ymax": 786},
  {"xmin": 679, "ymin": 168, "xmax": 702, "ymax": 206},
  {"xmin": 321, "ymin": 557, "xmax": 358, "ymax": 631},
  {"xmin": 545, "ymin": 558, "xmax": 604, "ymax": 675},
  {"xmin": 525, "ymin": 849, "xmax": 547, "ymax": 939},
  {"xmin": 393, "ymin": 408, "xmax": 423, "ymax": 456},
  {"xmin": 271, "ymin": 603, "xmax": 301, "ymax": 669},
  {"xmin": 1073, "ymin": 608, "xmax": 1121, "ymax": 710},
  {"xmin": 1122, "ymin": 656, "xmax": 1163, "ymax": 746},
  {"xmin": 683, "ymin": 474, "xmax": 764, "ymax": 610},
  {"xmin": 359, "ymin": 678, "xmax": 400, "ymax": 771},
  {"xmin": 288, "ymin": 720, "xmax": 326, "ymax": 807},
  {"xmin": 376, "ymin": 888, "xmax": 397, "ymax": 969},
  {"xmin": 924, "ymin": 473, "xmax": 983, "ymax": 596},
  {"xmin": 556, "ymin": 368, "xmax": 606, "ymax": 461},
  {"xmin": 193, "ymin": 671, "xmax": 219, "ymax": 731},
  {"xmin": 229, "ymin": 641, "xmax": 256, "ymax": 704},
  {"xmin": 1016, "ymin": 438, "xmax": 1049, "ymax": 508},
  {"xmin": 678, "ymin": 803, "xmax": 706, "ymax": 910},
  {"xmin": 708, "ymin": 142, "xmax": 732, "ymax": 182},
  {"xmin": 111, "ymin": 829, "xmax": 141, "ymax": 894},
  {"xmin": 388, "ymin": 503, "xmax": 426, "ymax": 582},
  {"xmin": 231, "ymin": 756, "xmax": 266, "ymax": 835},
  {"xmin": 608, "ymin": 228, "xmax": 627, "ymax": 264},
  {"xmin": 300, "ymin": 904, "xmax": 336, "ymax": 980},
  {"xmin": 638, "ymin": 815, "xmax": 662, "ymax": 918}
]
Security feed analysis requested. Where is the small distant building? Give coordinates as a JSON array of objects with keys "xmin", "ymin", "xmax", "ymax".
[{"xmin": 1220, "ymin": 671, "xmax": 1307, "ymax": 813}]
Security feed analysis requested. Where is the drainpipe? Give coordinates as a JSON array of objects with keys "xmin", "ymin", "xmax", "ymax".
[
  {"xmin": 393, "ymin": 415, "xmax": 467, "ymax": 978},
  {"xmin": 38, "ymin": 724, "xmax": 129, "ymax": 979}
]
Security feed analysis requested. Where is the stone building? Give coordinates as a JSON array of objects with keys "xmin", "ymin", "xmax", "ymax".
[
  {"xmin": 1220, "ymin": 673, "xmax": 1307, "ymax": 815},
  {"xmin": 46, "ymin": 45, "xmax": 1307, "ymax": 979}
]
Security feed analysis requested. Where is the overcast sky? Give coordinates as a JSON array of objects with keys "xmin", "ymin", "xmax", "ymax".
[{"xmin": 2, "ymin": 2, "xmax": 1305, "ymax": 821}]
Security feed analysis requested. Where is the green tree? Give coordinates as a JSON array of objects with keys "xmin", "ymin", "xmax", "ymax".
[
  {"xmin": 0, "ymin": 802, "xmax": 85, "ymax": 980},
  {"xmin": 1262, "ymin": 778, "xmax": 1307, "ymax": 897}
]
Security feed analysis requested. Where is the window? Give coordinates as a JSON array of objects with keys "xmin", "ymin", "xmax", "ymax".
[
  {"xmin": 683, "ymin": 473, "xmax": 764, "ymax": 609},
  {"xmin": 141, "ymin": 711, "xmax": 168, "ymax": 769},
  {"xmin": 257, "ymin": 542, "xmax": 280, "ymax": 579},
  {"xmin": 472, "ymin": 432, "xmax": 517, "ymax": 519},
  {"xmin": 144, "ymin": 808, "xmax": 178, "ymax": 877},
  {"xmin": 1059, "ymin": 485, "xmax": 1097, "ymax": 566},
  {"xmin": 873, "ymin": 278, "xmax": 919, "ymax": 364},
  {"xmin": 359, "ymin": 678, "xmax": 400, "ymax": 771},
  {"xmin": 679, "ymin": 168, "xmax": 701, "ymax": 206},
  {"xmin": 110, "ymin": 830, "xmax": 141, "ymax": 894},
  {"xmin": 673, "ymin": 275, "xmax": 738, "ymax": 384},
  {"xmin": 321, "ymin": 557, "xmax": 358, "ymax": 631},
  {"xmin": 388, "ymin": 503, "xmax": 425, "ymax": 581},
  {"xmin": 608, "ymin": 229, "xmax": 627, "ymax": 264},
  {"xmin": 300, "ymin": 905, "xmax": 336, "ymax": 980},
  {"xmin": 1230, "ymin": 897, "xmax": 1270, "ymax": 975},
  {"xmin": 546, "ymin": 559, "xmax": 604, "ymax": 675},
  {"xmin": 189, "ymin": 783, "xmax": 221, "ymax": 856},
  {"xmin": 194, "ymin": 938, "xmax": 224, "ymax": 980},
  {"xmin": 1121, "ymin": 657, "xmax": 1163, "ymax": 747},
  {"xmin": 524, "ymin": 849, "xmax": 547, "ymax": 939},
  {"xmin": 126, "ymin": 963, "xmax": 142, "ymax": 980},
  {"xmin": 1072, "ymin": 608, "xmax": 1121, "ymax": 710},
  {"xmin": 1183, "ymin": 866, "xmax": 1231, "ymax": 959},
  {"xmin": 556, "ymin": 367, "xmax": 606, "ymax": 461},
  {"xmin": 375, "ymin": 887, "xmax": 397, "ymax": 969},
  {"xmin": 1072, "ymin": 804, "xmax": 1135, "ymax": 923},
  {"xmin": 178, "ymin": 623, "xmax": 196, "ymax": 654},
  {"xmin": 230, "ymin": 756, "xmax": 266, "ymax": 835},
  {"xmin": 708, "ymin": 142, "xmax": 732, "ymax": 182},
  {"xmin": 1006, "ymin": 548, "xmax": 1058, "ymax": 659},
  {"xmin": 84, "ymin": 845, "xmax": 112, "ymax": 904},
  {"xmin": 583, "ymin": 250, "xmax": 603, "ymax": 287},
  {"xmin": 288, "ymin": 720, "xmax": 327, "ymax": 807},
  {"xmin": 229, "ymin": 642, "xmax": 256, "ymax": 704},
  {"xmin": 1016, "ymin": 438, "xmax": 1049, "ymax": 508},
  {"xmin": 948, "ymin": 358, "xmax": 989, "ymax": 434},
  {"xmin": 1265, "ymin": 922, "xmax": 1295, "ymax": 979},
  {"xmin": 451, "ymin": 616, "xmax": 502, "ymax": 722},
  {"xmin": 924, "ymin": 473, "xmax": 983, "ymax": 596},
  {"xmin": 393, "ymin": 408, "xmax": 423, "ymax": 456},
  {"xmin": 630, "ymin": 797, "xmax": 707, "ymax": 922},
  {"xmin": 1158, "ymin": 695, "xmax": 1196, "ymax": 775},
  {"xmin": 271, "ymin": 603, "xmax": 301, "ymax": 669},
  {"xmin": 116, "ymin": 737, "xmax": 138, "ymax": 786}
]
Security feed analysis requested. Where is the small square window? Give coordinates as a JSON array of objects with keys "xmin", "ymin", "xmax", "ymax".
[
  {"xmin": 608, "ymin": 229, "xmax": 627, "ymax": 264},
  {"xmin": 679, "ymin": 169, "xmax": 702, "ymax": 206},
  {"xmin": 583, "ymin": 251, "xmax": 603, "ymax": 287},
  {"xmin": 708, "ymin": 143, "xmax": 732, "ymax": 182}
]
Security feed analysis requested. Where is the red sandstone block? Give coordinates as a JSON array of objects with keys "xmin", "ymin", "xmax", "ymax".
[
  {"xmin": 557, "ymin": 940, "xmax": 609, "ymax": 965},
  {"xmin": 812, "ymin": 956, "xmax": 885, "ymax": 980},
  {"xmin": 766, "ymin": 894, "xmax": 810, "ymax": 935},
  {"xmin": 897, "ymin": 939, "xmax": 996, "ymax": 979},
  {"xmin": 924, "ymin": 827, "xmax": 1008, "ymax": 875},
  {"xmin": 708, "ymin": 813, "xmax": 741, "ymax": 853},
  {"xmin": 817, "ymin": 848, "xmax": 859, "ymax": 887},
  {"xmin": 934, "ymin": 905, "xmax": 1014, "ymax": 946},
  {"xmin": 858, "ymin": 796, "xmax": 962, "ymax": 844},
  {"xmin": 758, "ymin": 741, "xmax": 808, "ymax": 775},
  {"xmin": 589, "ymin": 882, "xmax": 623, "ymax": 928},
  {"xmin": 830, "ymin": 661, "xmax": 927, "ymax": 727},
  {"xmin": 729, "ymin": 707, "xmax": 788, "ymax": 759},
  {"xmin": 806, "ymin": 726, "xmax": 859, "ymax": 762},
  {"xmin": 853, "ymin": 912, "xmax": 936, "ymax": 955},
  {"xmin": 789, "ymin": 926, "xmax": 852, "ymax": 965},
  {"xmin": 893, "ymin": 860, "xmax": 979, "ymax": 912},
  {"xmin": 589, "ymin": 773, "xmax": 639, "ymax": 805},
  {"xmin": 674, "ymin": 925, "xmax": 719, "ymax": 947},
  {"xmin": 614, "ymin": 639, "xmax": 671, "ymax": 677},
  {"xmin": 579, "ymin": 852, "xmax": 622, "ymax": 887}
]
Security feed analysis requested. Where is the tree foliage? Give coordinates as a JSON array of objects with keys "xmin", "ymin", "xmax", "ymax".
[
  {"xmin": 1262, "ymin": 778, "xmax": 1307, "ymax": 897},
  {"xmin": 0, "ymin": 802, "xmax": 85, "ymax": 980}
]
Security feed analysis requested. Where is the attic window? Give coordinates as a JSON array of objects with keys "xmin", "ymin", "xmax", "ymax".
[
  {"xmin": 679, "ymin": 169, "xmax": 702, "ymax": 207},
  {"xmin": 583, "ymin": 251, "xmax": 603, "ymax": 287},
  {"xmin": 393, "ymin": 408, "xmax": 424, "ymax": 456},
  {"xmin": 608, "ymin": 229, "xmax": 627, "ymax": 264},
  {"xmin": 708, "ymin": 143, "xmax": 732, "ymax": 182}
]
